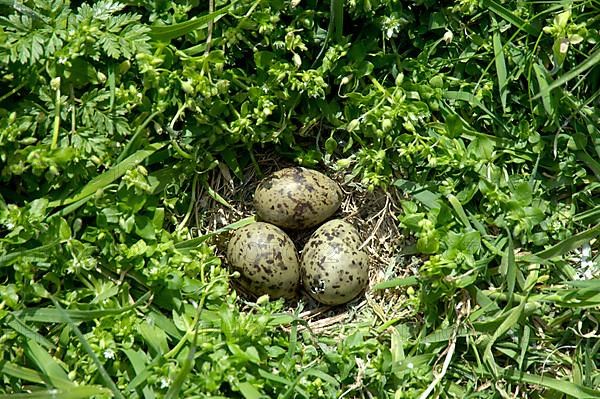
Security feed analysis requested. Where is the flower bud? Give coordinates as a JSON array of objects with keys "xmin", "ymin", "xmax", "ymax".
[
  {"xmin": 381, "ymin": 118, "xmax": 392, "ymax": 132},
  {"xmin": 443, "ymin": 30, "xmax": 453, "ymax": 44},
  {"xmin": 181, "ymin": 80, "xmax": 195, "ymax": 95},
  {"xmin": 256, "ymin": 294, "xmax": 270, "ymax": 305},
  {"xmin": 50, "ymin": 77, "xmax": 61, "ymax": 91},
  {"xmin": 395, "ymin": 73, "xmax": 404, "ymax": 86},
  {"xmin": 347, "ymin": 118, "xmax": 360, "ymax": 132}
]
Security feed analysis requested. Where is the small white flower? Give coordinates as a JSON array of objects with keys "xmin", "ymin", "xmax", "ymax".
[
  {"xmin": 103, "ymin": 349, "xmax": 115, "ymax": 360},
  {"xmin": 160, "ymin": 377, "xmax": 170, "ymax": 389},
  {"xmin": 582, "ymin": 242, "xmax": 592, "ymax": 258},
  {"xmin": 58, "ymin": 57, "xmax": 68, "ymax": 64},
  {"xmin": 293, "ymin": 53, "xmax": 302, "ymax": 68},
  {"xmin": 559, "ymin": 39, "xmax": 570, "ymax": 54},
  {"xmin": 407, "ymin": 362, "xmax": 414, "ymax": 369},
  {"xmin": 443, "ymin": 30, "xmax": 454, "ymax": 44}
]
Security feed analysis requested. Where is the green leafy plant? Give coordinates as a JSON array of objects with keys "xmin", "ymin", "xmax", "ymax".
[{"xmin": 1, "ymin": 0, "xmax": 600, "ymax": 397}]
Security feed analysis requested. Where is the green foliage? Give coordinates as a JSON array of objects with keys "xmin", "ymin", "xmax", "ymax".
[{"xmin": 1, "ymin": 0, "xmax": 600, "ymax": 397}]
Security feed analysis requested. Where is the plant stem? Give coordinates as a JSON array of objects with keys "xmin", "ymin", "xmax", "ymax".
[
  {"xmin": 205, "ymin": 0, "xmax": 214, "ymax": 56},
  {"xmin": 51, "ymin": 84, "xmax": 61, "ymax": 150},
  {"xmin": 177, "ymin": 174, "xmax": 198, "ymax": 232}
]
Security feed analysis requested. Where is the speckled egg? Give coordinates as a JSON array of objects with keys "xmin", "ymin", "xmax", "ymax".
[
  {"xmin": 300, "ymin": 219, "xmax": 369, "ymax": 305},
  {"xmin": 226, "ymin": 222, "xmax": 300, "ymax": 299},
  {"xmin": 254, "ymin": 167, "xmax": 343, "ymax": 230}
]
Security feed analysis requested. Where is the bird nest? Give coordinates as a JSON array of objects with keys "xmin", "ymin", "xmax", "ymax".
[{"xmin": 190, "ymin": 150, "xmax": 420, "ymax": 334}]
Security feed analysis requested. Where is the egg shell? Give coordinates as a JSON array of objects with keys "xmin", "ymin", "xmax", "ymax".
[
  {"xmin": 254, "ymin": 167, "xmax": 343, "ymax": 230},
  {"xmin": 226, "ymin": 222, "xmax": 300, "ymax": 299},
  {"xmin": 300, "ymin": 219, "xmax": 369, "ymax": 305}
]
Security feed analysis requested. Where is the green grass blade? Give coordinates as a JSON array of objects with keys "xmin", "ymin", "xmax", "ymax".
[
  {"xmin": 483, "ymin": 300, "xmax": 527, "ymax": 376},
  {"xmin": 139, "ymin": 321, "xmax": 169, "ymax": 355},
  {"xmin": 517, "ymin": 324, "xmax": 530, "ymax": 370},
  {"xmin": 122, "ymin": 349, "xmax": 157, "ymax": 398},
  {"xmin": 237, "ymin": 382, "xmax": 263, "ymax": 399},
  {"xmin": 115, "ymin": 111, "xmax": 162, "ymax": 164},
  {"xmin": 534, "ymin": 222, "xmax": 600, "ymax": 260},
  {"xmin": 125, "ymin": 354, "xmax": 163, "ymax": 391},
  {"xmin": 147, "ymin": 310, "xmax": 183, "ymax": 339},
  {"xmin": 0, "ymin": 360, "xmax": 46, "ymax": 385},
  {"xmin": 257, "ymin": 368, "xmax": 294, "ymax": 386},
  {"xmin": 444, "ymin": 90, "xmax": 507, "ymax": 130},
  {"xmin": 566, "ymin": 280, "xmax": 600, "ymax": 290},
  {"xmin": 534, "ymin": 48, "xmax": 600, "ymax": 99},
  {"xmin": 574, "ymin": 205, "xmax": 600, "ymax": 223},
  {"xmin": 372, "ymin": 276, "xmax": 418, "ymax": 291},
  {"xmin": 174, "ymin": 215, "xmax": 255, "ymax": 253},
  {"xmin": 0, "ymin": 242, "xmax": 61, "ymax": 268},
  {"xmin": 492, "ymin": 28, "xmax": 508, "ymax": 111},
  {"xmin": 284, "ymin": 310, "xmax": 298, "ymax": 371},
  {"xmin": 149, "ymin": 6, "xmax": 231, "ymax": 41},
  {"xmin": 49, "ymin": 296, "xmax": 124, "ymax": 399},
  {"xmin": 422, "ymin": 326, "xmax": 471, "ymax": 344},
  {"xmin": 220, "ymin": 148, "xmax": 243, "ymax": 181},
  {"xmin": 13, "ymin": 307, "xmax": 134, "ymax": 323},
  {"xmin": 500, "ymin": 369, "xmax": 600, "ymax": 398},
  {"xmin": 48, "ymin": 142, "xmax": 166, "ymax": 208},
  {"xmin": 576, "ymin": 150, "xmax": 600, "ymax": 180},
  {"xmin": 122, "ymin": 349, "xmax": 148, "ymax": 376},
  {"xmin": 164, "ymin": 345, "xmax": 195, "ymax": 398},
  {"xmin": 148, "ymin": 167, "xmax": 183, "ymax": 195},
  {"xmin": 257, "ymin": 369, "xmax": 309, "ymax": 397},
  {"xmin": 543, "ymin": 289, "xmax": 600, "ymax": 308},
  {"xmin": 0, "ymin": 386, "xmax": 113, "ymax": 399},
  {"xmin": 7, "ymin": 315, "xmax": 56, "ymax": 349},
  {"xmin": 202, "ymin": 177, "xmax": 234, "ymax": 209},
  {"xmin": 266, "ymin": 313, "xmax": 297, "ymax": 327},
  {"xmin": 532, "ymin": 63, "xmax": 555, "ymax": 118},
  {"xmin": 24, "ymin": 340, "xmax": 72, "ymax": 389},
  {"xmin": 390, "ymin": 326, "xmax": 405, "ymax": 362},
  {"xmin": 331, "ymin": 0, "xmax": 343, "ymax": 42},
  {"xmin": 47, "ymin": 195, "xmax": 93, "ymax": 219},
  {"xmin": 480, "ymin": 0, "xmax": 540, "ymax": 36},
  {"xmin": 499, "ymin": 233, "xmax": 516, "ymax": 301},
  {"xmin": 303, "ymin": 369, "xmax": 339, "ymax": 388},
  {"xmin": 391, "ymin": 354, "xmax": 434, "ymax": 373},
  {"xmin": 12, "ymin": 292, "xmax": 151, "ymax": 323},
  {"xmin": 393, "ymin": 179, "xmax": 441, "ymax": 210},
  {"xmin": 447, "ymin": 194, "xmax": 473, "ymax": 229}
]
